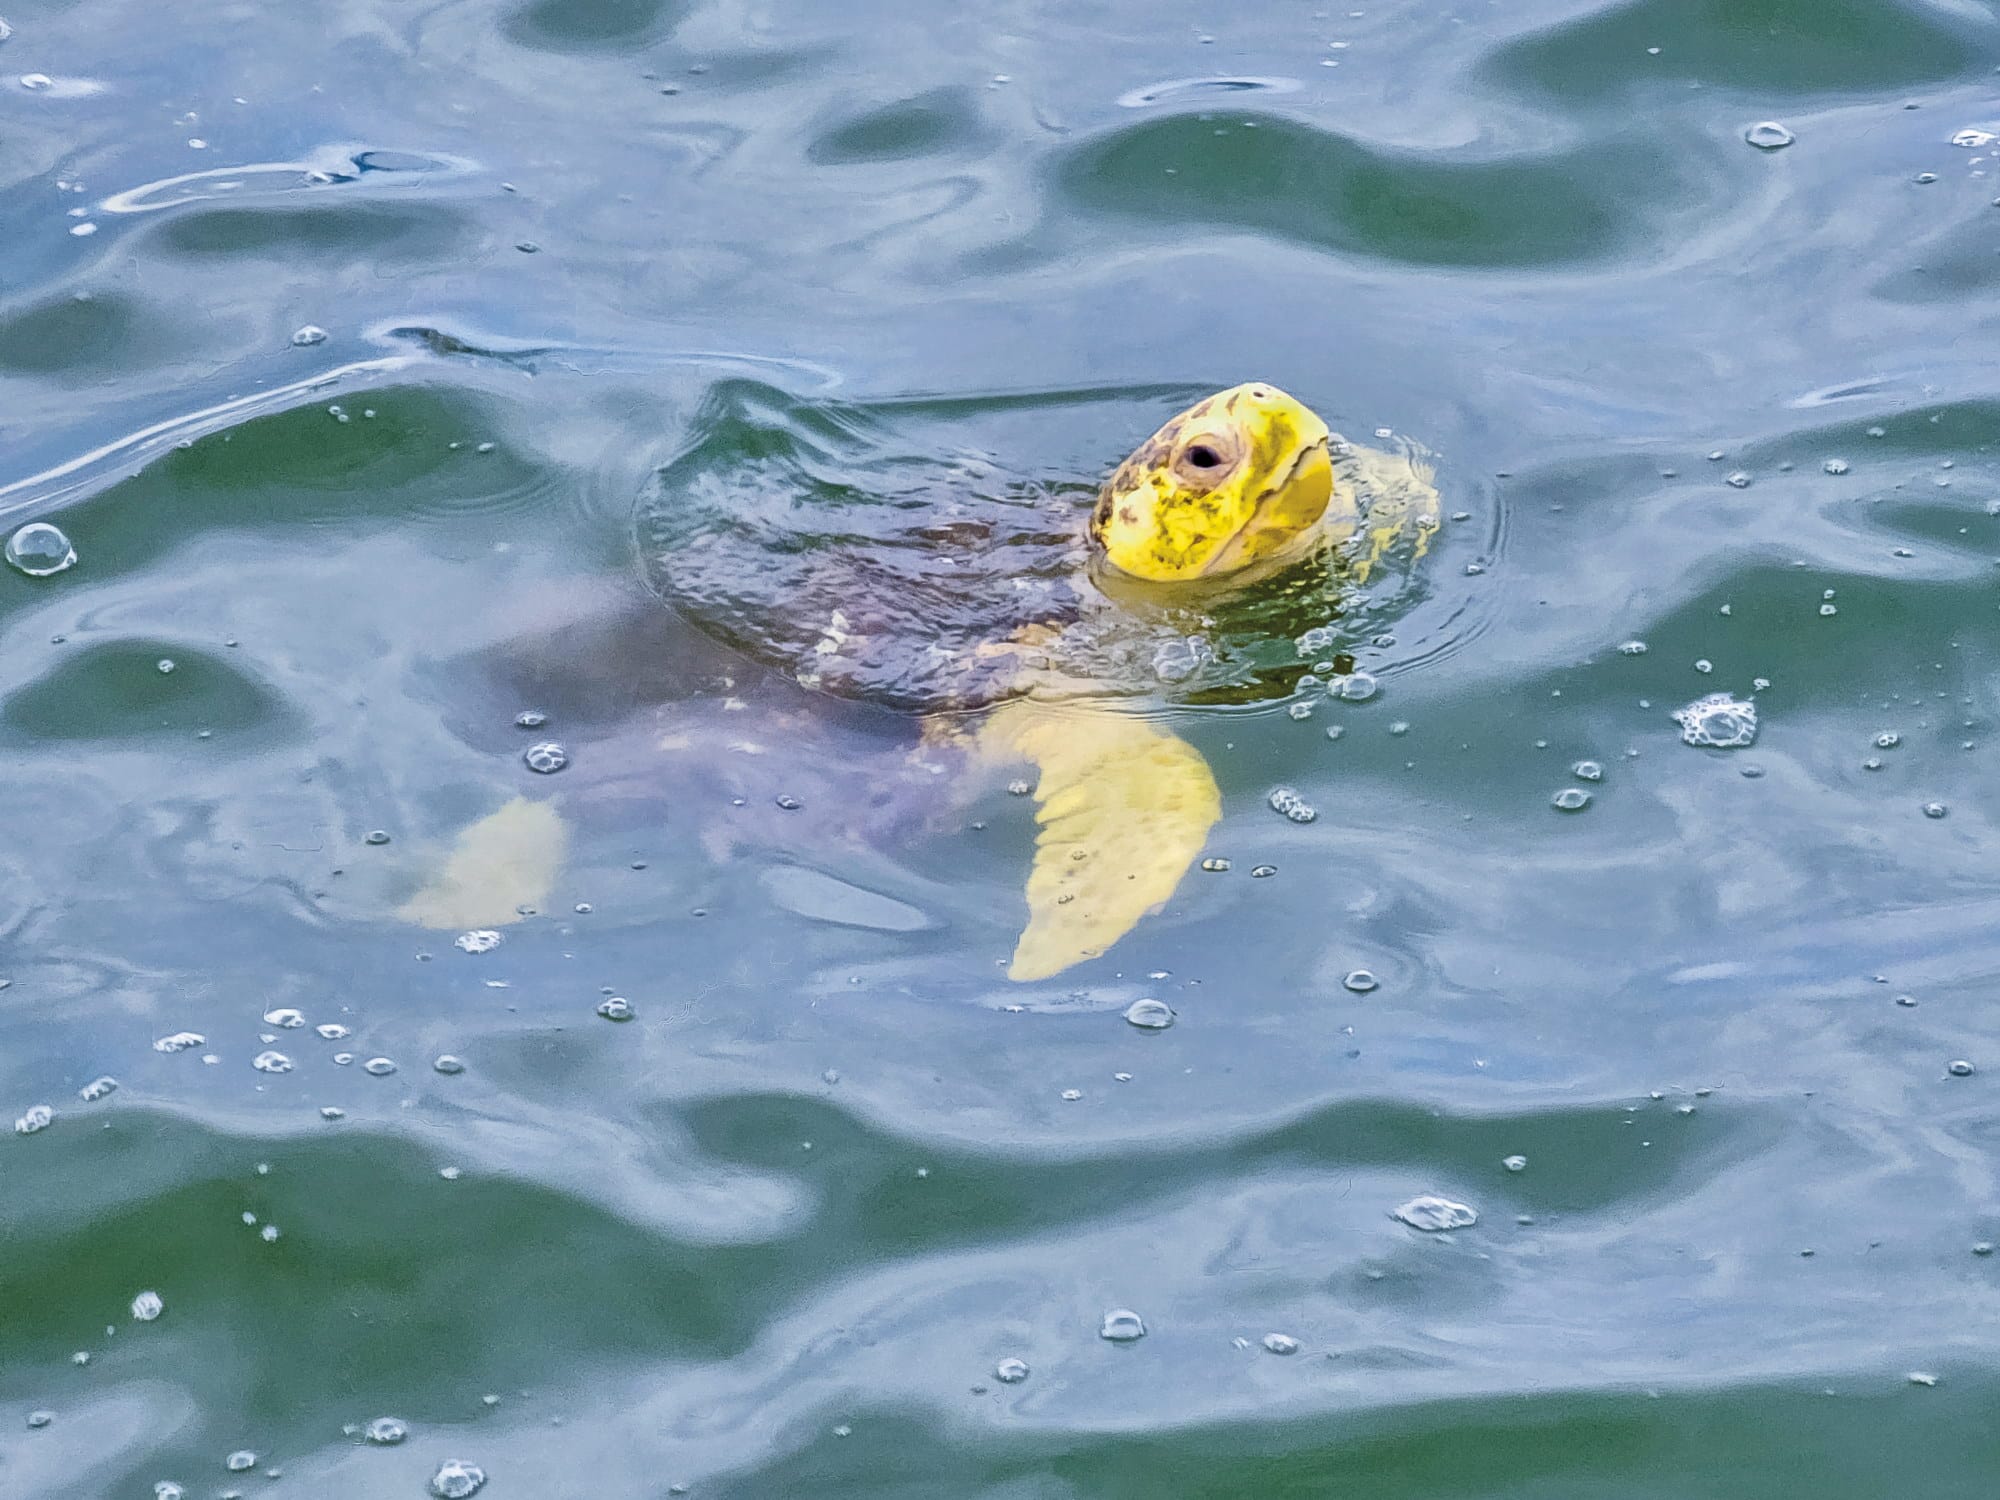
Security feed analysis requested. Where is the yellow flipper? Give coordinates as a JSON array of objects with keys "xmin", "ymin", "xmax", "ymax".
[
  {"xmin": 978, "ymin": 701, "xmax": 1221, "ymax": 981},
  {"xmin": 1336, "ymin": 437, "xmax": 1441, "ymax": 583},
  {"xmin": 398, "ymin": 796, "xmax": 569, "ymax": 929}
]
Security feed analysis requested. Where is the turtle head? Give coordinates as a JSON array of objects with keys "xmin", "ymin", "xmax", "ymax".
[{"xmin": 1089, "ymin": 383, "xmax": 1333, "ymax": 584}]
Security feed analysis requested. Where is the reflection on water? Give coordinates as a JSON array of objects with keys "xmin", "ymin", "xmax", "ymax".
[{"xmin": 5, "ymin": 0, "xmax": 2000, "ymax": 1494}]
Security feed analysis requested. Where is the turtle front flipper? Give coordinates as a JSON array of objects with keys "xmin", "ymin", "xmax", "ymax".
[
  {"xmin": 398, "ymin": 796, "xmax": 570, "ymax": 929},
  {"xmin": 977, "ymin": 700, "xmax": 1221, "ymax": 981},
  {"xmin": 1337, "ymin": 436, "xmax": 1442, "ymax": 583}
]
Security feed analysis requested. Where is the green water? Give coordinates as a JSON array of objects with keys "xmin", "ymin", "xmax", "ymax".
[{"xmin": 5, "ymin": 0, "xmax": 2000, "ymax": 1495}]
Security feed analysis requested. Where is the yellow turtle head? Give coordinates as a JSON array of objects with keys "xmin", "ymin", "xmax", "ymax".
[{"xmin": 1089, "ymin": 383, "xmax": 1333, "ymax": 585}]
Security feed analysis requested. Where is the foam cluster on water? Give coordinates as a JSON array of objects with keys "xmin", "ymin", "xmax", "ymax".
[{"xmin": 1672, "ymin": 692, "xmax": 1758, "ymax": 748}]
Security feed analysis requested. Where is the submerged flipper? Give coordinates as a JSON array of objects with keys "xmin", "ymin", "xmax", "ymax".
[
  {"xmin": 978, "ymin": 701, "xmax": 1221, "ymax": 981},
  {"xmin": 1336, "ymin": 437, "xmax": 1441, "ymax": 582},
  {"xmin": 398, "ymin": 796, "xmax": 569, "ymax": 929}
]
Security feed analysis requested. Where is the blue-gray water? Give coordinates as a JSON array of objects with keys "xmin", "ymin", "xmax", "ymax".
[{"xmin": 6, "ymin": 1, "xmax": 2000, "ymax": 1495}]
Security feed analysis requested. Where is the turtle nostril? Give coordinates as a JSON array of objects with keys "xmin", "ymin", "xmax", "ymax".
[{"xmin": 1186, "ymin": 444, "xmax": 1222, "ymax": 470}]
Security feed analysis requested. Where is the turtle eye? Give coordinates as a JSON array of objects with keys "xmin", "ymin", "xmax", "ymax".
[{"xmin": 1185, "ymin": 443, "xmax": 1223, "ymax": 470}]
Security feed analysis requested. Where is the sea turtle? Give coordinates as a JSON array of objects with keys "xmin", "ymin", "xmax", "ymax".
[{"xmin": 402, "ymin": 382, "xmax": 1440, "ymax": 981}]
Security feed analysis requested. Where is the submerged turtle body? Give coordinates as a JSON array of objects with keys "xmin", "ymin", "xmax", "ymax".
[{"xmin": 408, "ymin": 384, "xmax": 1442, "ymax": 980}]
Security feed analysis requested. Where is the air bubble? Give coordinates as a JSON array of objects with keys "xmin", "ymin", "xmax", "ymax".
[
  {"xmin": 225, "ymin": 1452, "xmax": 256, "ymax": 1473},
  {"xmin": 994, "ymin": 1358, "xmax": 1029, "ymax": 1383},
  {"xmin": 362, "ymin": 1057, "xmax": 397, "ymax": 1076},
  {"xmin": 430, "ymin": 1461, "xmax": 487, "ymax": 1499},
  {"xmin": 1924, "ymin": 802, "xmax": 1950, "ymax": 819},
  {"xmin": 252, "ymin": 1051, "xmax": 293, "ymax": 1074},
  {"xmin": 1123, "ymin": 998, "xmax": 1176, "ymax": 1029},
  {"xmin": 1331, "ymin": 671, "xmax": 1378, "ymax": 702},
  {"xmin": 1673, "ymin": 693, "xmax": 1757, "ymax": 748},
  {"xmin": 522, "ymin": 741, "xmax": 569, "ymax": 774},
  {"xmin": 454, "ymin": 929, "xmax": 502, "ymax": 955},
  {"xmin": 1343, "ymin": 969, "xmax": 1378, "ymax": 993},
  {"xmin": 1266, "ymin": 786, "xmax": 1317, "ymax": 823},
  {"xmin": 131, "ymin": 1289, "xmax": 164, "ymax": 1321},
  {"xmin": 597, "ymin": 996, "xmax": 634, "ymax": 1021},
  {"xmin": 5, "ymin": 521, "xmax": 77, "ymax": 577},
  {"xmin": 365, "ymin": 1417, "xmax": 408, "ymax": 1445},
  {"xmin": 1502, "ymin": 1154, "xmax": 1527, "ymax": 1172},
  {"xmin": 1572, "ymin": 760, "xmax": 1603, "ymax": 781},
  {"xmin": 1552, "ymin": 787, "xmax": 1592, "ymax": 811},
  {"xmin": 263, "ymin": 1008, "xmax": 305, "ymax": 1028},
  {"xmin": 1099, "ymin": 1308, "xmax": 1147, "ymax": 1342},
  {"xmin": 15, "ymin": 1103, "xmax": 53, "ymax": 1134},
  {"xmin": 1744, "ymin": 121, "xmax": 1794, "ymax": 149},
  {"xmin": 290, "ymin": 324, "xmax": 327, "ymax": 347},
  {"xmin": 1262, "ymin": 1332, "xmax": 1300, "ymax": 1354},
  {"xmin": 1823, "ymin": 458, "xmax": 1850, "ymax": 475},
  {"xmin": 1393, "ymin": 1195, "xmax": 1478, "ymax": 1231}
]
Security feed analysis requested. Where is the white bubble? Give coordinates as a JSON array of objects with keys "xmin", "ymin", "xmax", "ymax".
[
  {"xmin": 5, "ymin": 521, "xmax": 77, "ymax": 577},
  {"xmin": 1672, "ymin": 693, "xmax": 1757, "ymax": 749},
  {"xmin": 1099, "ymin": 1308, "xmax": 1147, "ymax": 1342},
  {"xmin": 430, "ymin": 1461, "xmax": 487, "ymax": 1498},
  {"xmin": 523, "ymin": 740, "xmax": 569, "ymax": 774},
  {"xmin": 1123, "ymin": 998, "xmax": 1176, "ymax": 1030},
  {"xmin": 290, "ymin": 324, "xmax": 327, "ymax": 347},
  {"xmin": 454, "ymin": 929, "xmax": 502, "ymax": 954},
  {"xmin": 1393, "ymin": 1194, "xmax": 1477, "ymax": 1231},
  {"xmin": 14, "ymin": 1103, "xmax": 53, "ymax": 1135},
  {"xmin": 1266, "ymin": 786, "xmax": 1316, "ymax": 823},
  {"xmin": 131, "ymin": 1289, "xmax": 165, "ymax": 1321}
]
